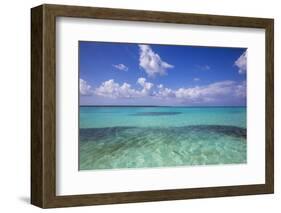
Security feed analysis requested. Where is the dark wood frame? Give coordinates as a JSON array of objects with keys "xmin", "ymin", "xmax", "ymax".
[{"xmin": 31, "ymin": 4, "xmax": 274, "ymax": 208}]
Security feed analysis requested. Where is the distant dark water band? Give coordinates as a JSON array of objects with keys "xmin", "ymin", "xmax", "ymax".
[
  {"xmin": 131, "ymin": 112, "xmax": 182, "ymax": 116},
  {"xmin": 80, "ymin": 125, "xmax": 247, "ymax": 141}
]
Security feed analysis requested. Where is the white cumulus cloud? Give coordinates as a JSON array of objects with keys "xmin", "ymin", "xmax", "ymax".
[
  {"xmin": 138, "ymin": 45, "xmax": 174, "ymax": 77},
  {"xmin": 155, "ymin": 84, "xmax": 175, "ymax": 98},
  {"xmin": 234, "ymin": 80, "xmax": 246, "ymax": 98},
  {"xmin": 152, "ymin": 80, "xmax": 246, "ymax": 104},
  {"xmin": 80, "ymin": 79, "xmax": 93, "ymax": 95},
  {"xmin": 137, "ymin": 77, "xmax": 154, "ymax": 95},
  {"xmin": 234, "ymin": 51, "xmax": 247, "ymax": 74},
  {"xmin": 91, "ymin": 78, "xmax": 245, "ymax": 105},
  {"xmin": 113, "ymin": 64, "xmax": 128, "ymax": 71},
  {"xmin": 94, "ymin": 79, "xmax": 138, "ymax": 98},
  {"xmin": 172, "ymin": 80, "xmax": 246, "ymax": 104},
  {"xmin": 94, "ymin": 78, "xmax": 154, "ymax": 98}
]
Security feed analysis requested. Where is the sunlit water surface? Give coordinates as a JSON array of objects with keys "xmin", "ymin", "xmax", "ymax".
[{"xmin": 79, "ymin": 106, "xmax": 246, "ymax": 170}]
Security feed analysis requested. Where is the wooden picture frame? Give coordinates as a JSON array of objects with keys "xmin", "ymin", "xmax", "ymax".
[{"xmin": 31, "ymin": 4, "xmax": 274, "ymax": 208}]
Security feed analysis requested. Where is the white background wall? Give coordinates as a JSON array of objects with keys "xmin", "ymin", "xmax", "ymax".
[{"xmin": 0, "ymin": 0, "xmax": 279, "ymax": 212}]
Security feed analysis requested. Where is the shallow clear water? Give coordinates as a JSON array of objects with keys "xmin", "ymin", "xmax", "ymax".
[{"xmin": 79, "ymin": 106, "xmax": 246, "ymax": 170}]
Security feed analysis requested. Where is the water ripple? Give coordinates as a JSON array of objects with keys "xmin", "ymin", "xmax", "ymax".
[{"xmin": 79, "ymin": 125, "xmax": 247, "ymax": 170}]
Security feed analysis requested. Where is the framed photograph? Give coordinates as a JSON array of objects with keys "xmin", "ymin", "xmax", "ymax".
[{"xmin": 31, "ymin": 4, "xmax": 274, "ymax": 208}]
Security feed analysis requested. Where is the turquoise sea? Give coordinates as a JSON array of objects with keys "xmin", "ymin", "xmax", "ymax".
[{"xmin": 79, "ymin": 106, "xmax": 247, "ymax": 170}]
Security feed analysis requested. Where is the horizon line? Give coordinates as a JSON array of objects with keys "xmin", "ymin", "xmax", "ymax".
[{"xmin": 80, "ymin": 105, "xmax": 246, "ymax": 107}]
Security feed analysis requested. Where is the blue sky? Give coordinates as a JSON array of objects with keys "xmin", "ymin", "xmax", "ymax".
[{"xmin": 79, "ymin": 41, "xmax": 247, "ymax": 106}]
